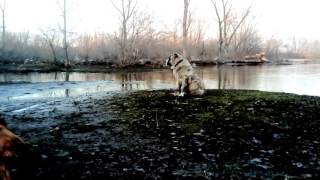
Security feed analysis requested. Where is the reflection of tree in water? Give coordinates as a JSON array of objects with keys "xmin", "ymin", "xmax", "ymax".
[
  {"xmin": 143, "ymin": 71, "xmax": 175, "ymax": 89},
  {"xmin": 120, "ymin": 73, "xmax": 142, "ymax": 90},
  {"xmin": 216, "ymin": 66, "xmax": 257, "ymax": 90},
  {"xmin": 0, "ymin": 72, "xmax": 32, "ymax": 83},
  {"xmin": 54, "ymin": 72, "xmax": 58, "ymax": 81},
  {"xmin": 2, "ymin": 73, "xmax": 10, "ymax": 82},
  {"xmin": 120, "ymin": 71, "xmax": 175, "ymax": 90},
  {"xmin": 65, "ymin": 71, "xmax": 70, "ymax": 97},
  {"xmin": 217, "ymin": 66, "xmax": 228, "ymax": 89}
]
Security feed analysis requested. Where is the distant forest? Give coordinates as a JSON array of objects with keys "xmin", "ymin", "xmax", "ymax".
[{"xmin": 0, "ymin": 0, "xmax": 319, "ymax": 67}]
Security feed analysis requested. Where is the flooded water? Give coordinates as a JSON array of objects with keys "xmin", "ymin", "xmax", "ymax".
[{"xmin": 1, "ymin": 61, "xmax": 320, "ymax": 101}]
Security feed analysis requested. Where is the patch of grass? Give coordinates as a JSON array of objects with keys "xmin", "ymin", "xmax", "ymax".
[{"xmin": 110, "ymin": 89, "xmax": 320, "ymax": 178}]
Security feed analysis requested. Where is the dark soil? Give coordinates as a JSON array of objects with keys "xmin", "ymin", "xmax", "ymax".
[{"xmin": 2, "ymin": 90, "xmax": 320, "ymax": 179}]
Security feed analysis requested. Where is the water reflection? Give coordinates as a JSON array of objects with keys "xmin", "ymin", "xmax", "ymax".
[
  {"xmin": 3, "ymin": 81, "xmax": 119, "ymax": 101},
  {"xmin": 1, "ymin": 63, "xmax": 320, "ymax": 99},
  {"xmin": 65, "ymin": 71, "xmax": 70, "ymax": 97}
]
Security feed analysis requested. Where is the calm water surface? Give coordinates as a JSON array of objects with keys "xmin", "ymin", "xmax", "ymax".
[{"xmin": 1, "ymin": 61, "xmax": 320, "ymax": 100}]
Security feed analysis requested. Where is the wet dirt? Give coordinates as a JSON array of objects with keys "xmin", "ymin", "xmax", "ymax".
[{"xmin": 1, "ymin": 90, "xmax": 320, "ymax": 179}]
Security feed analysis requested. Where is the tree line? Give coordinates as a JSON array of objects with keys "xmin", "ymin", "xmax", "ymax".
[{"xmin": 0, "ymin": 0, "xmax": 318, "ymax": 67}]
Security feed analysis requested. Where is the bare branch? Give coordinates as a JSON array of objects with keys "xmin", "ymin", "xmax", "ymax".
[
  {"xmin": 227, "ymin": 4, "xmax": 252, "ymax": 46},
  {"xmin": 0, "ymin": 0, "xmax": 5, "ymax": 12},
  {"xmin": 211, "ymin": 0, "xmax": 221, "ymax": 23},
  {"xmin": 183, "ymin": 0, "xmax": 191, "ymax": 58},
  {"xmin": 110, "ymin": 0, "xmax": 122, "ymax": 15}
]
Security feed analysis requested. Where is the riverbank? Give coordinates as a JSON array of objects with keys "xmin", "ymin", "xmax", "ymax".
[
  {"xmin": 0, "ymin": 60, "xmax": 271, "ymax": 73},
  {"xmin": 0, "ymin": 63, "xmax": 166, "ymax": 73},
  {"xmin": 1, "ymin": 58, "xmax": 317, "ymax": 74},
  {"xmin": 1, "ymin": 89, "xmax": 320, "ymax": 179}
]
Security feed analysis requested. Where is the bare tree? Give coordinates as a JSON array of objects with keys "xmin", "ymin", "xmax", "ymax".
[
  {"xmin": 188, "ymin": 19, "xmax": 208, "ymax": 58},
  {"xmin": 76, "ymin": 33, "xmax": 92, "ymax": 61},
  {"xmin": 40, "ymin": 28, "xmax": 59, "ymax": 64},
  {"xmin": 110, "ymin": 0, "xmax": 137, "ymax": 66},
  {"xmin": 57, "ymin": 0, "xmax": 71, "ymax": 67},
  {"xmin": 264, "ymin": 37, "xmax": 282, "ymax": 60},
  {"xmin": 210, "ymin": 0, "xmax": 252, "ymax": 61},
  {"xmin": 0, "ymin": 0, "xmax": 6, "ymax": 54},
  {"xmin": 182, "ymin": 0, "xmax": 191, "ymax": 58},
  {"xmin": 230, "ymin": 22, "xmax": 262, "ymax": 59},
  {"xmin": 110, "ymin": 0, "xmax": 154, "ymax": 66},
  {"xmin": 62, "ymin": 0, "xmax": 69, "ymax": 67}
]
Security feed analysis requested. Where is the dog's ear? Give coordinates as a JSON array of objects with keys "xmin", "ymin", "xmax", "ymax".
[{"xmin": 174, "ymin": 53, "xmax": 179, "ymax": 59}]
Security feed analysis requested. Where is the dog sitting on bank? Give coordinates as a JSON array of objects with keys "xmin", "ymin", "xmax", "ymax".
[
  {"xmin": 0, "ymin": 118, "xmax": 24, "ymax": 180},
  {"xmin": 166, "ymin": 53, "xmax": 205, "ymax": 96}
]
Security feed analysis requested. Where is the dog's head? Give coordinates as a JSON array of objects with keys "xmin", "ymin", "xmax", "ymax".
[
  {"xmin": 165, "ymin": 52, "xmax": 183, "ymax": 69},
  {"xmin": 0, "ymin": 124, "xmax": 24, "ymax": 158}
]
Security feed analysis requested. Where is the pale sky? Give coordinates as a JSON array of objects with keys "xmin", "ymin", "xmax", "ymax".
[{"xmin": 4, "ymin": 0, "xmax": 320, "ymax": 41}]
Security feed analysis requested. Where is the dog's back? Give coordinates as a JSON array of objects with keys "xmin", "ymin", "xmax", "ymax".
[{"xmin": 173, "ymin": 61, "xmax": 193, "ymax": 79}]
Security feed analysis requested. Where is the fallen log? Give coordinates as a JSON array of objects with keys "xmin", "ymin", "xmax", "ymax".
[{"xmin": 244, "ymin": 53, "xmax": 269, "ymax": 62}]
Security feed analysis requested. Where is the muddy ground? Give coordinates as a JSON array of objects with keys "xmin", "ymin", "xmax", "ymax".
[{"xmin": 1, "ymin": 90, "xmax": 320, "ymax": 179}]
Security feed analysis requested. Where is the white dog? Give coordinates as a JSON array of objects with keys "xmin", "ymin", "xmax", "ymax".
[{"xmin": 166, "ymin": 53, "xmax": 205, "ymax": 96}]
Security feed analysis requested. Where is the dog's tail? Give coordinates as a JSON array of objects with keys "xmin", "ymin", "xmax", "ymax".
[
  {"xmin": 188, "ymin": 76, "xmax": 205, "ymax": 96},
  {"xmin": 191, "ymin": 88, "xmax": 205, "ymax": 96}
]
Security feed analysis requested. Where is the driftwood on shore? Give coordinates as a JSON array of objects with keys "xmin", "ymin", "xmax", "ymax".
[
  {"xmin": 190, "ymin": 53, "xmax": 269, "ymax": 66},
  {"xmin": 244, "ymin": 53, "xmax": 269, "ymax": 62},
  {"xmin": 227, "ymin": 53, "xmax": 269, "ymax": 65}
]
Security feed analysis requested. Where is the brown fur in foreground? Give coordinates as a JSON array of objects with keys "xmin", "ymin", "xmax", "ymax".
[{"xmin": 0, "ymin": 124, "xmax": 23, "ymax": 180}]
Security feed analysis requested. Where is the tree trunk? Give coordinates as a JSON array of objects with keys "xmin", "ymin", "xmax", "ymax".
[
  {"xmin": 1, "ymin": 7, "xmax": 5, "ymax": 56},
  {"xmin": 218, "ymin": 21, "xmax": 223, "ymax": 61},
  {"xmin": 182, "ymin": 0, "xmax": 189, "ymax": 59},
  {"xmin": 222, "ymin": 0, "xmax": 228, "ymax": 59},
  {"xmin": 63, "ymin": 0, "xmax": 70, "ymax": 68},
  {"xmin": 110, "ymin": 0, "xmax": 137, "ymax": 66},
  {"xmin": 49, "ymin": 42, "xmax": 58, "ymax": 64},
  {"xmin": 122, "ymin": 19, "xmax": 127, "ymax": 65}
]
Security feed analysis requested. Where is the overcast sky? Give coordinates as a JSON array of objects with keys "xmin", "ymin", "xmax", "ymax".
[{"xmin": 4, "ymin": 0, "xmax": 320, "ymax": 41}]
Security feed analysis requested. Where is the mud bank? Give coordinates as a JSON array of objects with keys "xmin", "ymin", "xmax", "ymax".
[
  {"xmin": 0, "ymin": 64, "xmax": 164, "ymax": 73},
  {"xmin": 1, "ymin": 90, "xmax": 320, "ymax": 179}
]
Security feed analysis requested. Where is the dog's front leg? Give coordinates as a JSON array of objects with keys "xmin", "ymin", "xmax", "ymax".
[
  {"xmin": 179, "ymin": 80, "xmax": 187, "ymax": 97},
  {"xmin": 178, "ymin": 81, "xmax": 182, "ymax": 93},
  {"xmin": 173, "ymin": 81, "xmax": 182, "ymax": 96}
]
